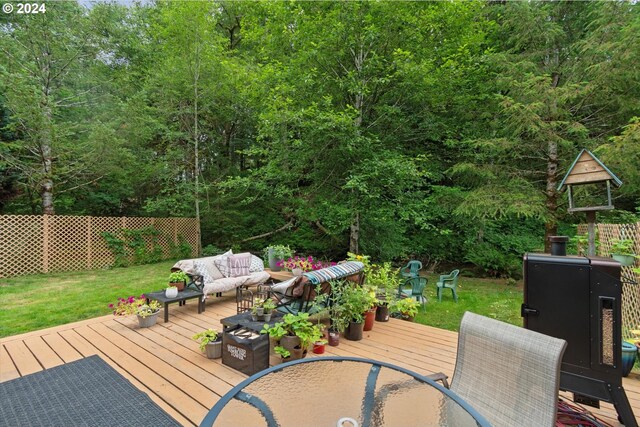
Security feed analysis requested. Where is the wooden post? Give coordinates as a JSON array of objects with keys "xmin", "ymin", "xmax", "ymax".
[
  {"xmin": 586, "ymin": 211, "xmax": 596, "ymax": 257},
  {"xmin": 87, "ymin": 216, "xmax": 92, "ymax": 270},
  {"xmin": 173, "ymin": 218, "xmax": 178, "ymax": 245},
  {"xmin": 42, "ymin": 215, "xmax": 49, "ymax": 273}
]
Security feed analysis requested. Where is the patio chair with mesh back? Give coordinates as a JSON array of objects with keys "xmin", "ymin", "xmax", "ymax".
[{"xmin": 440, "ymin": 311, "xmax": 567, "ymax": 427}]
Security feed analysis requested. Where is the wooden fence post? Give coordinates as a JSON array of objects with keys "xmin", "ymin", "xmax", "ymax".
[
  {"xmin": 42, "ymin": 215, "xmax": 49, "ymax": 273},
  {"xmin": 173, "ymin": 218, "xmax": 178, "ymax": 245},
  {"xmin": 87, "ymin": 216, "xmax": 92, "ymax": 270}
]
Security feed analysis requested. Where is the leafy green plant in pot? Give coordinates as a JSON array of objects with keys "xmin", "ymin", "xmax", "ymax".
[
  {"xmin": 261, "ymin": 313, "xmax": 322, "ymax": 361},
  {"xmin": 341, "ymin": 284, "xmax": 374, "ymax": 341},
  {"xmin": 610, "ymin": 239, "xmax": 637, "ymax": 267},
  {"xmin": 192, "ymin": 329, "xmax": 222, "ymax": 359},
  {"xmin": 392, "ymin": 298, "xmax": 419, "ymax": 322},
  {"xmin": 264, "ymin": 245, "xmax": 293, "ymax": 272},
  {"xmin": 366, "ymin": 262, "xmax": 400, "ymax": 322},
  {"xmin": 168, "ymin": 270, "xmax": 189, "ymax": 291},
  {"xmin": 323, "ymin": 280, "xmax": 350, "ymax": 346}
]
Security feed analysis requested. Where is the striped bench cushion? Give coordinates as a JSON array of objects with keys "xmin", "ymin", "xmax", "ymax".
[{"xmin": 302, "ymin": 261, "xmax": 364, "ymax": 285}]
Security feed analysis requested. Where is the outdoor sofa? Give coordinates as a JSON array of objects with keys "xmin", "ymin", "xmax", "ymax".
[{"xmin": 172, "ymin": 250, "xmax": 270, "ymax": 299}]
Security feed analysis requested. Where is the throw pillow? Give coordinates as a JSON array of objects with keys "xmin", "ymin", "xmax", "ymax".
[
  {"xmin": 194, "ymin": 260, "xmax": 215, "ymax": 284},
  {"xmin": 199, "ymin": 257, "xmax": 224, "ymax": 280},
  {"xmin": 227, "ymin": 252, "xmax": 251, "ymax": 277},
  {"xmin": 249, "ymin": 254, "xmax": 265, "ymax": 272},
  {"xmin": 214, "ymin": 257, "xmax": 231, "ymax": 278}
]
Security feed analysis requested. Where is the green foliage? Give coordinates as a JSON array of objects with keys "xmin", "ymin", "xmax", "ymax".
[
  {"xmin": 101, "ymin": 226, "xmax": 173, "ymax": 267},
  {"xmin": 168, "ymin": 271, "xmax": 188, "ymax": 283},
  {"xmin": 2, "ymin": 1, "xmax": 639, "ymax": 274},
  {"xmin": 169, "ymin": 235, "xmax": 193, "ymax": 259},
  {"xmin": 392, "ymin": 298, "xmax": 419, "ymax": 318},
  {"xmin": 261, "ymin": 312, "xmax": 323, "ymax": 350},
  {"xmin": 202, "ymin": 245, "xmax": 224, "ymax": 256},
  {"xmin": 264, "ymin": 245, "xmax": 293, "ymax": 260},
  {"xmin": 192, "ymin": 329, "xmax": 220, "ymax": 352},
  {"xmin": 610, "ymin": 239, "xmax": 636, "ymax": 257}
]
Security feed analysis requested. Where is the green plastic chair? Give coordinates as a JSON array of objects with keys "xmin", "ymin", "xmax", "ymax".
[
  {"xmin": 398, "ymin": 276, "xmax": 428, "ymax": 312},
  {"xmin": 436, "ymin": 269, "xmax": 460, "ymax": 302},
  {"xmin": 400, "ymin": 260, "xmax": 422, "ymax": 279}
]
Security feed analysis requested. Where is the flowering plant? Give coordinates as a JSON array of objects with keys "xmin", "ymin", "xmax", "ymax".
[
  {"xmin": 109, "ymin": 295, "xmax": 161, "ymax": 318},
  {"xmin": 277, "ymin": 256, "xmax": 336, "ymax": 272}
]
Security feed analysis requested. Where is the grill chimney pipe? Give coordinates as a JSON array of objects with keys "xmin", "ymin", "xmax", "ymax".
[{"xmin": 549, "ymin": 236, "xmax": 569, "ymax": 256}]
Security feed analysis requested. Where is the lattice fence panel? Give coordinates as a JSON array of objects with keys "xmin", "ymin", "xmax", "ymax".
[
  {"xmin": 578, "ymin": 222, "xmax": 640, "ymax": 339},
  {"xmin": 0, "ymin": 215, "xmax": 198, "ymax": 278},
  {"xmin": 0, "ymin": 215, "xmax": 43, "ymax": 278},
  {"xmin": 48, "ymin": 215, "xmax": 89, "ymax": 272},
  {"xmin": 90, "ymin": 216, "xmax": 125, "ymax": 270},
  {"xmin": 153, "ymin": 218, "xmax": 177, "ymax": 258},
  {"xmin": 175, "ymin": 217, "xmax": 199, "ymax": 257}
]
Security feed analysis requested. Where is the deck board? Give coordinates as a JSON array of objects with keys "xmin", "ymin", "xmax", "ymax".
[{"xmin": 1, "ymin": 292, "xmax": 638, "ymax": 426}]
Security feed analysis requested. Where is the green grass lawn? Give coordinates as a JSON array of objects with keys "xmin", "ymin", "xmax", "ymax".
[
  {"xmin": 0, "ymin": 263, "xmax": 524, "ymax": 338},
  {"xmin": 415, "ymin": 275, "xmax": 523, "ymax": 331},
  {"xmin": 0, "ymin": 261, "xmax": 174, "ymax": 338}
]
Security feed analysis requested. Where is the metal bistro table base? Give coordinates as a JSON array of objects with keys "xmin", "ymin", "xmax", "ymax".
[
  {"xmin": 145, "ymin": 289, "xmax": 204, "ymax": 323},
  {"xmin": 199, "ymin": 356, "xmax": 490, "ymax": 427}
]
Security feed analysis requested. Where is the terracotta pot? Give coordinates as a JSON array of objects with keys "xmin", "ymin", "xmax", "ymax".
[
  {"xmin": 375, "ymin": 305, "xmax": 390, "ymax": 322},
  {"xmin": 401, "ymin": 314, "xmax": 415, "ymax": 322},
  {"xmin": 363, "ymin": 308, "xmax": 376, "ymax": 331},
  {"xmin": 345, "ymin": 321, "xmax": 364, "ymax": 341},
  {"xmin": 169, "ymin": 281, "xmax": 185, "ymax": 291},
  {"xmin": 280, "ymin": 335, "xmax": 301, "ymax": 351},
  {"xmin": 328, "ymin": 330, "xmax": 340, "ymax": 346}
]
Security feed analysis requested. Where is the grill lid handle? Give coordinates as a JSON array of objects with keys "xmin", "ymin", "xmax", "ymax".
[{"xmin": 521, "ymin": 304, "xmax": 539, "ymax": 317}]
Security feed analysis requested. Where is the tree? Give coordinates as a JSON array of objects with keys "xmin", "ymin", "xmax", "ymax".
[{"xmin": 0, "ymin": 2, "xmax": 100, "ymax": 214}]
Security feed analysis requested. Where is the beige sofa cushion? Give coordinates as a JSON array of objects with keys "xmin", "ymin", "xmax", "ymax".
[{"xmin": 202, "ymin": 271, "xmax": 270, "ymax": 297}]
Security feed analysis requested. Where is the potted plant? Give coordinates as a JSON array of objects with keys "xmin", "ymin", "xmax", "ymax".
[
  {"xmin": 165, "ymin": 285, "xmax": 178, "ymax": 298},
  {"xmin": 169, "ymin": 270, "xmax": 189, "ymax": 291},
  {"xmin": 264, "ymin": 245, "xmax": 293, "ymax": 272},
  {"xmin": 610, "ymin": 239, "xmax": 637, "ymax": 266},
  {"xmin": 341, "ymin": 284, "xmax": 374, "ymax": 341},
  {"xmin": 274, "ymin": 346, "xmax": 291, "ymax": 363},
  {"xmin": 393, "ymin": 298, "xmax": 419, "ymax": 322},
  {"xmin": 261, "ymin": 312, "xmax": 323, "ymax": 361},
  {"xmin": 109, "ymin": 295, "xmax": 161, "ymax": 328},
  {"xmin": 262, "ymin": 298, "xmax": 277, "ymax": 322},
  {"xmin": 366, "ymin": 262, "xmax": 400, "ymax": 322},
  {"xmin": 192, "ymin": 329, "xmax": 222, "ymax": 359},
  {"xmin": 313, "ymin": 338, "xmax": 328, "ymax": 354}
]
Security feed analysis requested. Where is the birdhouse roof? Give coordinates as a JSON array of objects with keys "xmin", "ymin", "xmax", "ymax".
[{"xmin": 557, "ymin": 149, "xmax": 622, "ymax": 191}]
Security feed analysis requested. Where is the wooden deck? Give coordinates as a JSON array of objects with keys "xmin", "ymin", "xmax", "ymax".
[{"xmin": 1, "ymin": 293, "xmax": 638, "ymax": 426}]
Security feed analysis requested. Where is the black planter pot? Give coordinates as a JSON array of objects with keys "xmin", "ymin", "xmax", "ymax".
[
  {"xmin": 375, "ymin": 305, "xmax": 390, "ymax": 322},
  {"xmin": 345, "ymin": 321, "xmax": 364, "ymax": 341}
]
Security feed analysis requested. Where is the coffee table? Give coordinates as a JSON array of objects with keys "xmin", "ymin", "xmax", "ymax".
[
  {"xmin": 145, "ymin": 288, "xmax": 204, "ymax": 323},
  {"xmin": 220, "ymin": 310, "xmax": 284, "ymax": 333}
]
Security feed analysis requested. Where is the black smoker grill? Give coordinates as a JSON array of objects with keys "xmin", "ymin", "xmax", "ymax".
[{"xmin": 523, "ymin": 249, "xmax": 637, "ymax": 426}]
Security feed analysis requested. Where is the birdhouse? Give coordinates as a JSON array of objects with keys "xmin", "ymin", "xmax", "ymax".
[{"xmin": 557, "ymin": 149, "xmax": 622, "ymax": 212}]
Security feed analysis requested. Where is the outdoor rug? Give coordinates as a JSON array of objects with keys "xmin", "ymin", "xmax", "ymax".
[{"xmin": 0, "ymin": 355, "xmax": 181, "ymax": 427}]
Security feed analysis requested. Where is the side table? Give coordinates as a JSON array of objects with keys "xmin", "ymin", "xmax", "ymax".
[{"xmin": 145, "ymin": 289, "xmax": 204, "ymax": 323}]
